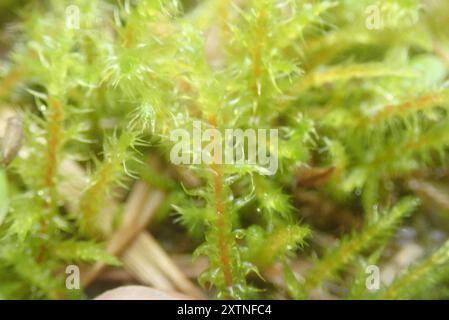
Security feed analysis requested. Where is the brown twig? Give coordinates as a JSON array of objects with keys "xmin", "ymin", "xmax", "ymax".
[
  {"xmin": 122, "ymin": 232, "xmax": 205, "ymax": 298},
  {"xmin": 406, "ymin": 178, "xmax": 449, "ymax": 211},
  {"xmin": 81, "ymin": 181, "xmax": 164, "ymax": 286}
]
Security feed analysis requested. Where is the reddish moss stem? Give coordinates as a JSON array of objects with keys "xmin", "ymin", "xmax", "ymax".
[
  {"xmin": 212, "ymin": 163, "xmax": 233, "ymax": 289},
  {"xmin": 209, "ymin": 115, "xmax": 233, "ymax": 291},
  {"xmin": 37, "ymin": 98, "xmax": 62, "ymax": 264}
]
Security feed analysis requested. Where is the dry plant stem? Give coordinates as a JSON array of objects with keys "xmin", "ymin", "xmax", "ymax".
[
  {"xmin": 122, "ymin": 232, "xmax": 205, "ymax": 298},
  {"xmin": 95, "ymin": 285, "xmax": 192, "ymax": 300},
  {"xmin": 122, "ymin": 239, "xmax": 174, "ymax": 291},
  {"xmin": 1, "ymin": 116, "xmax": 23, "ymax": 167},
  {"xmin": 82, "ymin": 181, "xmax": 164, "ymax": 286},
  {"xmin": 81, "ymin": 177, "xmax": 203, "ymax": 298},
  {"xmin": 295, "ymin": 166, "xmax": 335, "ymax": 188},
  {"xmin": 171, "ymin": 166, "xmax": 202, "ymax": 188},
  {"xmin": 171, "ymin": 254, "xmax": 209, "ymax": 279},
  {"xmin": 406, "ymin": 178, "xmax": 449, "ymax": 211},
  {"xmin": 58, "ymin": 159, "xmax": 86, "ymax": 206},
  {"xmin": 59, "ymin": 159, "xmax": 201, "ymax": 296}
]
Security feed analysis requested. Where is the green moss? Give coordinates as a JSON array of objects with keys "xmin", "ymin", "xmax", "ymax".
[{"xmin": 1, "ymin": 0, "xmax": 449, "ymax": 299}]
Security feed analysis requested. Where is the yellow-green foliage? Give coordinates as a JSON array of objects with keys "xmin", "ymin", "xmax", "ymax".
[{"xmin": 0, "ymin": 0, "xmax": 449, "ymax": 299}]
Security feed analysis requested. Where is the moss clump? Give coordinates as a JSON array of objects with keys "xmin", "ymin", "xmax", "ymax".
[{"xmin": 1, "ymin": 0, "xmax": 449, "ymax": 299}]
